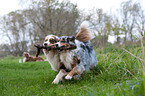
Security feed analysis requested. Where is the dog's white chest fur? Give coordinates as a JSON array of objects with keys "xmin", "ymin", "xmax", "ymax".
[
  {"xmin": 60, "ymin": 51, "xmax": 75, "ymax": 70},
  {"xmin": 44, "ymin": 51, "xmax": 60, "ymax": 71}
]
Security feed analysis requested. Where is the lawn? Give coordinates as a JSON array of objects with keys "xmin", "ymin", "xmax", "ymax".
[{"xmin": 0, "ymin": 45, "xmax": 144, "ymax": 96}]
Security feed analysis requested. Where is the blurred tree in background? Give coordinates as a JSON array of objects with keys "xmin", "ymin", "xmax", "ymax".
[
  {"xmin": 0, "ymin": 0, "xmax": 81, "ymax": 56},
  {"xmin": 0, "ymin": 0, "xmax": 145, "ymax": 57}
]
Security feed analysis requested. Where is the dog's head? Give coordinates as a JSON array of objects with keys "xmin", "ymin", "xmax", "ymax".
[
  {"xmin": 23, "ymin": 52, "xmax": 30, "ymax": 58},
  {"xmin": 55, "ymin": 36, "xmax": 76, "ymax": 52},
  {"xmin": 60, "ymin": 36, "xmax": 76, "ymax": 45},
  {"xmin": 43, "ymin": 35, "xmax": 60, "ymax": 52},
  {"xmin": 43, "ymin": 35, "xmax": 60, "ymax": 46}
]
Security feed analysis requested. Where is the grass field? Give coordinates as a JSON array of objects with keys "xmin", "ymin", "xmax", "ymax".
[{"xmin": 0, "ymin": 45, "xmax": 144, "ymax": 96}]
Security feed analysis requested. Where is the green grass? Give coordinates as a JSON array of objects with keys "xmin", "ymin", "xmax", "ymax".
[{"xmin": 0, "ymin": 46, "xmax": 144, "ymax": 96}]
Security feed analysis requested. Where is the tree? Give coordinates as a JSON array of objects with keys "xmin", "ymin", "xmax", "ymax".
[
  {"xmin": 0, "ymin": 0, "xmax": 81, "ymax": 56},
  {"xmin": 135, "ymin": 2, "xmax": 145, "ymax": 39},
  {"xmin": 120, "ymin": 0, "xmax": 140, "ymax": 43},
  {"xmin": 0, "ymin": 11, "xmax": 29, "ymax": 56},
  {"xmin": 89, "ymin": 9, "xmax": 112, "ymax": 47},
  {"xmin": 26, "ymin": 0, "xmax": 79, "ymax": 35},
  {"xmin": 112, "ymin": 18, "xmax": 122, "ymax": 44}
]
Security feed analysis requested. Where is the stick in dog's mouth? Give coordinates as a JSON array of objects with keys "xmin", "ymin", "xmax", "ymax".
[
  {"xmin": 34, "ymin": 43, "xmax": 77, "ymax": 57},
  {"xmin": 34, "ymin": 44, "xmax": 51, "ymax": 57}
]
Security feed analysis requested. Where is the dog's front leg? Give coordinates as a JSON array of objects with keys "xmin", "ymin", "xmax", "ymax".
[
  {"xmin": 52, "ymin": 69, "xmax": 68, "ymax": 84},
  {"xmin": 65, "ymin": 65, "xmax": 85, "ymax": 80},
  {"xmin": 23, "ymin": 57, "xmax": 27, "ymax": 63}
]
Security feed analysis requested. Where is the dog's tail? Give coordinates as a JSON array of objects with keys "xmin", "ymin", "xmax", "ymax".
[{"xmin": 76, "ymin": 21, "xmax": 96, "ymax": 42}]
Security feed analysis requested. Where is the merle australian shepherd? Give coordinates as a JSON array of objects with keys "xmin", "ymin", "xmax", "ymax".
[{"xmin": 43, "ymin": 21, "xmax": 97, "ymax": 84}]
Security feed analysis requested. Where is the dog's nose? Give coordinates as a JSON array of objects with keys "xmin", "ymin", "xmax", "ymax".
[{"xmin": 44, "ymin": 43, "xmax": 47, "ymax": 46}]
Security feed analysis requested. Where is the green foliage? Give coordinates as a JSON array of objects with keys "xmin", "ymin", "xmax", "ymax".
[{"xmin": 0, "ymin": 46, "xmax": 144, "ymax": 96}]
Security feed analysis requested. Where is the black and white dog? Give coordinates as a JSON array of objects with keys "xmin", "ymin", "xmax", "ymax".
[{"xmin": 43, "ymin": 21, "xmax": 97, "ymax": 84}]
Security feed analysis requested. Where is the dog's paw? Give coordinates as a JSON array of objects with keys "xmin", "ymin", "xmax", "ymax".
[
  {"xmin": 52, "ymin": 79, "xmax": 59, "ymax": 84},
  {"xmin": 65, "ymin": 75, "xmax": 72, "ymax": 80},
  {"xmin": 52, "ymin": 81, "xmax": 59, "ymax": 84}
]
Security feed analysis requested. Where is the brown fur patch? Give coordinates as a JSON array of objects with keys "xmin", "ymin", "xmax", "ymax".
[
  {"xmin": 76, "ymin": 27, "xmax": 91, "ymax": 42},
  {"xmin": 72, "ymin": 56, "xmax": 78, "ymax": 68},
  {"xmin": 23, "ymin": 52, "xmax": 45, "ymax": 62},
  {"xmin": 60, "ymin": 42, "xmax": 70, "ymax": 47},
  {"xmin": 68, "ymin": 67, "xmax": 80, "ymax": 77},
  {"xmin": 26, "ymin": 56, "xmax": 44, "ymax": 62},
  {"xmin": 59, "ymin": 62, "xmax": 63, "ymax": 68},
  {"xmin": 66, "ymin": 56, "xmax": 80, "ymax": 77},
  {"xmin": 34, "ymin": 56, "xmax": 45, "ymax": 61}
]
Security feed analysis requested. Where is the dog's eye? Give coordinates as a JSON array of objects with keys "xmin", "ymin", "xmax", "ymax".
[
  {"xmin": 50, "ymin": 39, "xmax": 56, "ymax": 44},
  {"xmin": 69, "ymin": 38, "xmax": 74, "ymax": 42}
]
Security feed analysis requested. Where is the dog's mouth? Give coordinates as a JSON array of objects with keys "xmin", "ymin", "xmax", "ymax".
[
  {"xmin": 56, "ymin": 43, "xmax": 77, "ymax": 52},
  {"xmin": 57, "ymin": 45, "xmax": 66, "ymax": 52},
  {"xmin": 44, "ymin": 48, "xmax": 51, "ymax": 51},
  {"xmin": 44, "ymin": 44, "xmax": 57, "ymax": 51}
]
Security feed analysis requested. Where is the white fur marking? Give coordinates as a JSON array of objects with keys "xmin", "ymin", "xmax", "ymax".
[
  {"xmin": 52, "ymin": 70, "xmax": 67, "ymax": 84},
  {"xmin": 65, "ymin": 75, "xmax": 72, "ymax": 80},
  {"xmin": 60, "ymin": 51, "xmax": 74, "ymax": 70},
  {"xmin": 19, "ymin": 58, "xmax": 22, "ymax": 63},
  {"xmin": 23, "ymin": 57, "xmax": 26, "ymax": 63},
  {"xmin": 43, "ymin": 50, "xmax": 60, "ymax": 71}
]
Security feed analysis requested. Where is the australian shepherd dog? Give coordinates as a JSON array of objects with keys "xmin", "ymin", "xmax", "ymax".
[
  {"xmin": 43, "ymin": 21, "xmax": 97, "ymax": 84},
  {"xmin": 23, "ymin": 52, "xmax": 45, "ymax": 62}
]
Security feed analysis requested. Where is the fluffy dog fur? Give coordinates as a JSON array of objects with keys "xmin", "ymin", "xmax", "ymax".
[
  {"xmin": 23, "ymin": 52, "xmax": 45, "ymax": 62},
  {"xmin": 43, "ymin": 21, "xmax": 97, "ymax": 84},
  {"xmin": 43, "ymin": 35, "xmax": 61, "ymax": 71}
]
